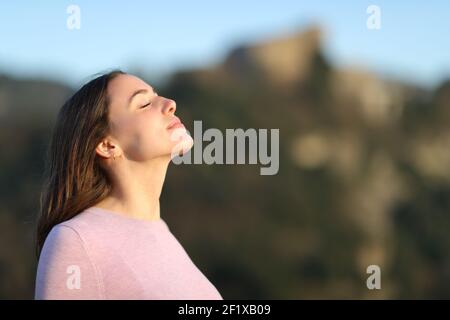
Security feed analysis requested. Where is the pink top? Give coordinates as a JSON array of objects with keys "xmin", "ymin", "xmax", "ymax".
[{"xmin": 34, "ymin": 206, "xmax": 223, "ymax": 300}]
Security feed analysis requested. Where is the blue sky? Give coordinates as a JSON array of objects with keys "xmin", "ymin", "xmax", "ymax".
[{"xmin": 0, "ymin": 1, "xmax": 449, "ymax": 88}]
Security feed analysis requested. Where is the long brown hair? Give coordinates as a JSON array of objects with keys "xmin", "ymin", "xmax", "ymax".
[{"xmin": 36, "ymin": 70, "xmax": 125, "ymax": 258}]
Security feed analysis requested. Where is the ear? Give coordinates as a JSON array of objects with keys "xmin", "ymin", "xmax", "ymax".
[{"xmin": 95, "ymin": 138, "xmax": 118, "ymax": 159}]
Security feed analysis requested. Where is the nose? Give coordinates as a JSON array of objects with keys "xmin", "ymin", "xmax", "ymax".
[{"xmin": 162, "ymin": 98, "xmax": 176, "ymax": 115}]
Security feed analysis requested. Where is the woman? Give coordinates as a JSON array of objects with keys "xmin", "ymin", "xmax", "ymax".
[{"xmin": 34, "ymin": 70, "xmax": 223, "ymax": 300}]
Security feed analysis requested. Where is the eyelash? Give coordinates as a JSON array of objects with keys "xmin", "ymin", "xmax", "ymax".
[{"xmin": 140, "ymin": 93, "xmax": 158, "ymax": 109}]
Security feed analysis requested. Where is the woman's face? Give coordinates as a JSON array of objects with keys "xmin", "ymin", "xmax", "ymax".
[{"xmin": 101, "ymin": 73, "xmax": 193, "ymax": 162}]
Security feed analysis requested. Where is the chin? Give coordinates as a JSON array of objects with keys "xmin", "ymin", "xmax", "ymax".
[{"xmin": 169, "ymin": 128, "xmax": 194, "ymax": 158}]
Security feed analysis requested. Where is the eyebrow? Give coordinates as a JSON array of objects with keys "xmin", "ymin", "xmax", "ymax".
[{"xmin": 127, "ymin": 87, "xmax": 156, "ymax": 106}]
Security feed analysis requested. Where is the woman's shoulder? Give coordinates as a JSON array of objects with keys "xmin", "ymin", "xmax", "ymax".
[
  {"xmin": 42, "ymin": 208, "xmax": 101, "ymax": 253},
  {"xmin": 40, "ymin": 207, "xmax": 119, "ymax": 265},
  {"xmin": 52, "ymin": 207, "xmax": 104, "ymax": 240},
  {"xmin": 45, "ymin": 206, "xmax": 168, "ymax": 258},
  {"xmin": 43, "ymin": 207, "xmax": 119, "ymax": 253},
  {"xmin": 36, "ymin": 211, "xmax": 106, "ymax": 299}
]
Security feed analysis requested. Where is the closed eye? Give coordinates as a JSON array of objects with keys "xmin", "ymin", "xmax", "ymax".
[
  {"xmin": 139, "ymin": 92, "xmax": 158, "ymax": 109},
  {"xmin": 140, "ymin": 101, "xmax": 152, "ymax": 109}
]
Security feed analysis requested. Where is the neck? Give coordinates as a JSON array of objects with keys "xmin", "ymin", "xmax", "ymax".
[{"xmin": 95, "ymin": 156, "xmax": 170, "ymax": 221}]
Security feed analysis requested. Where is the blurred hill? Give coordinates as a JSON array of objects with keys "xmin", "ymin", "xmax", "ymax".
[
  {"xmin": 1, "ymin": 26, "xmax": 449, "ymax": 299},
  {"xmin": 0, "ymin": 76, "xmax": 72, "ymax": 298}
]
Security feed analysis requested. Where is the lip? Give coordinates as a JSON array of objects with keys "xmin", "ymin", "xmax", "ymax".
[{"xmin": 167, "ymin": 117, "xmax": 184, "ymax": 130}]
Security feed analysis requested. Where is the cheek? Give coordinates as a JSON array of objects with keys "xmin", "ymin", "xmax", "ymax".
[{"xmin": 118, "ymin": 110, "xmax": 169, "ymax": 159}]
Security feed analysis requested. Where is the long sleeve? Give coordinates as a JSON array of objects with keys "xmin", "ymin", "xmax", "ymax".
[{"xmin": 35, "ymin": 225, "xmax": 104, "ymax": 300}]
